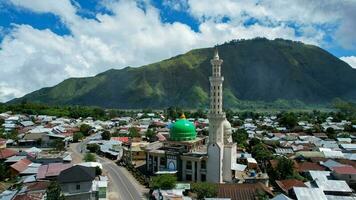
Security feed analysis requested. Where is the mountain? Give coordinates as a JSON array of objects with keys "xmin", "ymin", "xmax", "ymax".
[{"xmin": 9, "ymin": 38, "xmax": 356, "ymax": 109}]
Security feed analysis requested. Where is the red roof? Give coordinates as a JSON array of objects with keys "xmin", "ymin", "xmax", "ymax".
[
  {"xmin": 25, "ymin": 181, "xmax": 50, "ymax": 191},
  {"xmin": 332, "ymin": 165, "xmax": 356, "ymax": 174},
  {"xmin": 37, "ymin": 163, "xmax": 72, "ymax": 179},
  {"xmin": 0, "ymin": 148, "xmax": 17, "ymax": 159},
  {"xmin": 10, "ymin": 159, "xmax": 32, "ymax": 173},
  {"xmin": 276, "ymin": 179, "xmax": 307, "ymax": 193},
  {"xmin": 296, "ymin": 162, "xmax": 326, "ymax": 172},
  {"xmin": 111, "ymin": 137, "xmax": 129, "ymax": 143},
  {"xmin": 13, "ymin": 192, "xmax": 45, "ymax": 200}
]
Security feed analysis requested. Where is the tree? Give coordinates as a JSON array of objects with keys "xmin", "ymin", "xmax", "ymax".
[
  {"xmin": 249, "ymin": 138, "xmax": 261, "ymax": 147},
  {"xmin": 83, "ymin": 153, "xmax": 96, "ymax": 162},
  {"xmin": 80, "ymin": 124, "xmax": 92, "ymax": 136},
  {"xmin": 46, "ymin": 181, "xmax": 65, "ymax": 200},
  {"xmin": 251, "ymin": 143, "xmax": 272, "ymax": 162},
  {"xmin": 275, "ymin": 157, "xmax": 295, "ymax": 180},
  {"xmin": 119, "ymin": 120, "xmax": 128, "ymax": 126},
  {"xmin": 326, "ymin": 127, "xmax": 336, "ymax": 139},
  {"xmin": 52, "ymin": 139, "xmax": 65, "ymax": 151},
  {"xmin": 87, "ymin": 143, "xmax": 100, "ymax": 153},
  {"xmin": 145, "ymin": 128, "xmax": 156, "ymax": 141},
  {"xmin": 278, "ymin": 112, "xmax": 298, "ymax": 129},
  {"xmin": 191, "ymin": 182, "xmax": 218, "ymax": 200},
  {"xmin": 101, "ymin": 131, "xmax": 111, "ymax": 140},
  {"xmin": 232, "ymin": 129, "xmax": 248, "ymax": 148},
  {"xmin": 95, "ymin": 166, "xmax": 102, "ymax": 176},
  {"xmin": 0, "ymin": 163, "xmax": 9, "ymax": 181},
  {"xmin": 151, "ymin": 174, "xmax": 177, "ymax": 190},
  {"xmin": 256, "ymin": 189, "xmax": 269, "ymax": 200},
  {"xmin": 73, "ymin": 132, "xmax": 84, "ymax": 143},
  {"xmin": 128, "ymin": 127, "xmax": 140, "ymax": 138}
]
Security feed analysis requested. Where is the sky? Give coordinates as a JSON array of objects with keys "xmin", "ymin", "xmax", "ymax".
[{"xmin": 0, "ymin": 0, "xmax": 356, "ymax": 102}]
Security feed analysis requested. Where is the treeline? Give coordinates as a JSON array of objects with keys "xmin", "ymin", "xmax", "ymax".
[{"xmin": 0, "ymin": 102, "xmax": 132, "ymax": 120}]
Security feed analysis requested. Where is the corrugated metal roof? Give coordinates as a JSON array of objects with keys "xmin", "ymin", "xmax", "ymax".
[
  {"xmin": 293, "ymin": 187, "xmax": 327, "ymax": 200},
  {"xmin": 332, "ymin": 165, "xmax": 356, "ymax": 175},
  {"xmin": 309, "ymin": 170, "xmax": 331, "ymax": 182},
  {"xmin": 326, "ymin": 195, "xmax": 356, "ymax": 200},
  {"xmin": 10, "ymin": 159, "xmax": 32, "ymax": 173},
  {"xmin": 315, "ymin": 180, "xmax": 352, "ymax": 193}
]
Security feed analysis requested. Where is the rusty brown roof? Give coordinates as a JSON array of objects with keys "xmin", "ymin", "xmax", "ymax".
[
  {"xmin": 217, "ymin": 183, "xmax": 273, "ymax": 200},
  {"xmin": 275, "ymin": 179, "xmax": 307, "ymax": 193}
]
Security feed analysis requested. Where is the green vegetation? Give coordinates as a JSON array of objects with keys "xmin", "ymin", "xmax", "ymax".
[
  {"xmin": 268, "ymin": 156, "xmax": 305, "ymax": 183},
  {"xmin": 86, "ymin": 144, "xmax": 100, "ymax": 153},
  {"xmin": 151, "ymin": 174, "xmax": 177, "ymax": 190},
  {"xmin": 128, "ymin": 127, "xmax": 140, "ymax": 138},
  {"xmin": 80, "ymin": 124, "xmax": 92, "ymax": 136},
  {"xmin": 326, "ymin": 127, "xmax": 336, "ymax": 139},
  {"xmin": 145, "ymin": 128, "xmax": 157, "ymax": 141},
  {"xmin": 101, "ymin": 131, "xmax": 111, "ymax": 140},
  {"xmin": 0, "ymin": 163, "xmax": 9, "ymax": 181},
  {"xmin": 251, "ymin": 143, "xmax": 272, "ymax": 162},
  {"xmin": 83, "ymin": 153, "xmax": 96, "ymax": 162},
  {"xmin": 51, "ymin": 139, "xmax": 65, "ymax": 151},
  {"xmin": 274, "ymin": 157, "xmax": 303, "ymax": 180},
  {"xmin": 72, "ymin": 132, "xmax": 84, "ymax": 142},
  {"xmin": 278, "ymin": 112, "xmax": 298, "ymax": 129},
  {"xmin": 9, "ymin": 38, "xmax": 356, "ymax": 109},
  {"xmin": 191, "ymin": 182, "xmax": 218, "ymax": 200},
  {"xmin": 46, "ymin": 181, "xmax": 65, "ymax": 200},
  {"xmin": 232, "ymin": 129, "xmax": 248, "ymax": 148},
  {"xmin": 95, "ymin": 166, "xmax": 102, "ymax": 176}
]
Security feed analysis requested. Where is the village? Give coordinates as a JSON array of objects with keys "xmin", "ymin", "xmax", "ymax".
[{"xmin": 0, "ymin": 106, "xmax": 355, "ymax": 200}]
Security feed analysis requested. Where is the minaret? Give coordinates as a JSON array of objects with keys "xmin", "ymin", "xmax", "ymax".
[
  {"xmin": 207, "ymin": 48, "xmax": 226, "ymax": 183},
  {"xmin": 209, "ymin": 49, "xmax": 224, "ymax": 117}
]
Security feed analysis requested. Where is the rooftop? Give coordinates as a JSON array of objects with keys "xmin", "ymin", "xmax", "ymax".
[{"xmin": 332, "ymin": 165, "xmax": 356, "ymax": 174}]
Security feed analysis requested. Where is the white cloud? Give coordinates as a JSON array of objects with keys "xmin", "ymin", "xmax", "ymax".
[
  {"xmin": 9, "ymin": 0, "xmax": 77, "ymax": 23},
  {"xmin": 188, "ymin": 0, "xmax": 356, "ymax": 49},
  {"xmin": 0, "ymin": 0, "xmax": 355, "ymax": 102},
  {"xmin": 340, "ymin": 56, "xmax": 356, "ymax": 69},
  {"xmin": 162, "ymin": 0, "xmax": 189, "ymax": 11}
]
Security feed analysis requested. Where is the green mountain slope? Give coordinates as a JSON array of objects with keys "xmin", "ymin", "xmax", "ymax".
[{"xmin": 10, "ymin": 38, "xmax": 356, "ymax": 108}]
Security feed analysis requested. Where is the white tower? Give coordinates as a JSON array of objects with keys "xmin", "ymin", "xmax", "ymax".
[
  {"xmin": 207, "ymin": 49, "xmax": 226, "ymax": 183},
  {"xmin": 206, "ymin": 49, "xmax": 236, "ymax": 183}
]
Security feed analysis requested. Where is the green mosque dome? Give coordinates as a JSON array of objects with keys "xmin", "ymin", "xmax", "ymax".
[{"xmin": 170, "ymin": 114, "xmax": 197, "ymax": 141}]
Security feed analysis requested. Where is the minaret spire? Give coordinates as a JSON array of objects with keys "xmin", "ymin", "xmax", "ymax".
[
  {"xmin": 214, "ymin": 48, "xmax": 219, "ymax": 59},
  {"xmin": 209, "ymin": 48, "xmax": 224, "ymax": 115}
]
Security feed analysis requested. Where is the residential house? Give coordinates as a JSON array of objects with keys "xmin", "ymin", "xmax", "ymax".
[
  {"xmin": 12, "ymin": 181, "xmax": 50, "ymax": 200},
  {"xmin": 58, "ymin": 165, "xmax": 97, "ymax": 200},
  {"xmin": 332, "ymin": 165, "xmax": 356, "ymax": 185},
  {"xmin": 9, "ymin": 158, "xmax": 32, "ymax": 177},
  {"xmin": 37, "ymin": 163, "xmax": 72, "ymax": 180},
  {"xmin": 0, "ymin": 148, "xmax": 17, "ymax": 161}
]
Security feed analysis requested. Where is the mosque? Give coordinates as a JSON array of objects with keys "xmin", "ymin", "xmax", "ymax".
[{"xmin": 145, "ymin": 49, "xmax": 237, "ymax": 183}]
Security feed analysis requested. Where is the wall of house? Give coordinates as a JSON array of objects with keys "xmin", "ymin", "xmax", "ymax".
[
  {"xmin": 63, "ymin": 192, "xmax": 96, "ymax": 200},
  {"xmin": 61, "ymin": 181, "xmax": 94, "ymax": 197},
  {"xmin": 333, "ymin": 173, "xmax": 356, "ymax": 184},
  {"xmin": 132, "ymin": 151, "xmax": 146, "ymax": 160}
]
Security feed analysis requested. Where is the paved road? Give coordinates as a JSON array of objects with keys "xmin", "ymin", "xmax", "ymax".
[{"xmin": 70, "ymin": 137, "xmax": 147, "ymax": 200}]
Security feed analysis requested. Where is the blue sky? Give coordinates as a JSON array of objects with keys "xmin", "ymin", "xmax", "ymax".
[{"xmin": 0, "ymin": 0, "xmax": 355, "ymax": 102}]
